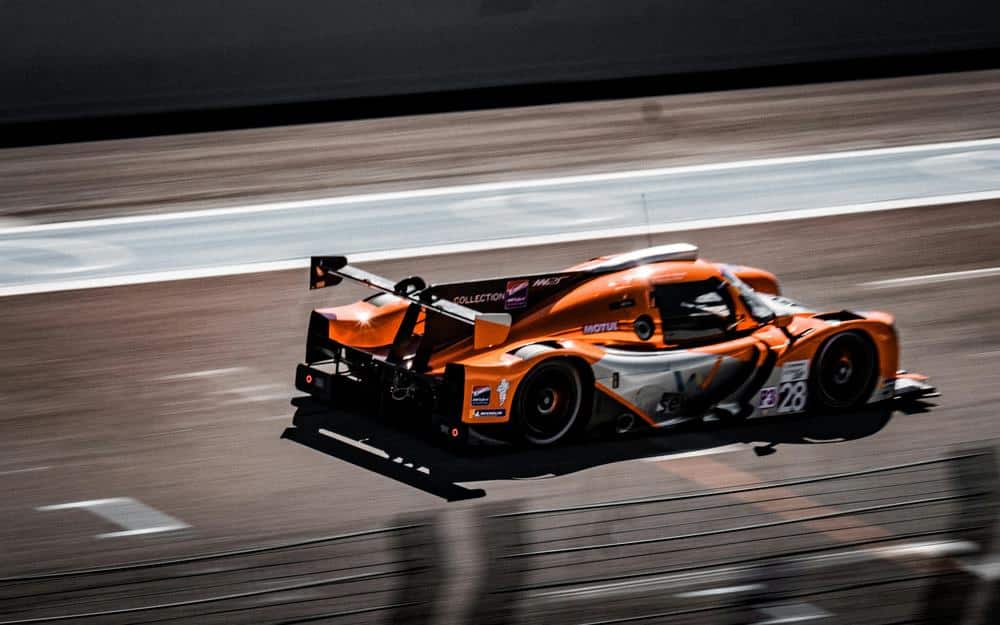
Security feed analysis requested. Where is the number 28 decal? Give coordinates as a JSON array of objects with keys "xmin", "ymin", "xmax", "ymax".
[{"xmin": 778, "ymin": 380, "xmax": 808, "ymax": 413}]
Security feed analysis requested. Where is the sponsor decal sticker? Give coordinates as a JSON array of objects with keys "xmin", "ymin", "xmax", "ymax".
[
  {"xmin": 504, "ymin": 279, "xmax": 529, "ymax": 310},
  {"xmin": 780, "ymin": 360, "xmax": 810, "ymax": 383},
  {"xmin": 453, "ymin": 292, "xmax": 503, "ymax": 305},
  {"xmin": 777, "ymin": 380, "xmax": 808, "ymax": 413},
  {"xmin": 655, "ymin": 393, "xmax": 683, "ymax": 417},
  {"xmin": 582, "ymin": 321, "xmax": 619, "ymax": 334},
  {"xmin": 473, "ymin": 408, "xmax": 506, "ymax": 418},
  {"xmin": 758, "ymin": 386, "xmax": 778, "ymax": 409},
  {"xmin": 471, "ymin": 385, "xmax": 491, "ymax": 406},
  {"xmin": 497, "ymin": 379, "xmax": 510, "ymax": 405},
  {"xmin": 775, "ymin": 360, "xmax": 809, "ymax": 413},
  {"xmin": 531, "ymin": 275, "xmax": 571, "ymax": 287}
]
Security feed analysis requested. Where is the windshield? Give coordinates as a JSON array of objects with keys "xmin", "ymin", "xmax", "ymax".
[
  {"xmin": 652, "ymin": 278, "xmax": 735, "ymax": 345},
  {"xmin": 721, "ymin": 267, "xmax": 775, "ymax": 322}
]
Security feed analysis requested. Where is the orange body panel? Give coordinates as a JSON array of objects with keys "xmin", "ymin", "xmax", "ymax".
[
  {"xmin": 430, "ymin": 260, "xmax": 731, "ymax": 368},
  {"xmin": 317, "ymin": 299, "xmax": 414, "ymax": 348}
]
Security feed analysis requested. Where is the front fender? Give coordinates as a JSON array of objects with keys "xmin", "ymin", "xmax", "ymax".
[{"xmin": 781, "ymin": 316, "xmax": 899, "ymax": 392}]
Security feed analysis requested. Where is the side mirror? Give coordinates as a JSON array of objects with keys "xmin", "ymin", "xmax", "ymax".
[{"xmin": 474, "ymin": 313, "xmax": 512, "ymax": 349}]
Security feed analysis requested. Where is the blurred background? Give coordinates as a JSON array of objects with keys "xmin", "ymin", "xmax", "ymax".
[{"xmin": 2, "ymin": 1, "xmax": 1000, "ymax": 623}]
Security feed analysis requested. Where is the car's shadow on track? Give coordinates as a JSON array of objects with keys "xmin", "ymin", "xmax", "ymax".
[{"xmin": 282, "ymin": 397, "xmax": 923, "ymax": 501}]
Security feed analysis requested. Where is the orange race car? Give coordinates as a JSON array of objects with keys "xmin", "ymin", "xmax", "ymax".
[{"xmin": 295, "ymin": 244, "xmax": 936, "ymax": 446}]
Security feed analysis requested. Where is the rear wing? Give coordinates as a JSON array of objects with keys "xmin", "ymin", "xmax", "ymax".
[{"xmin": 310, "ymin": 256, "xmax": 511, "ymax": 349}]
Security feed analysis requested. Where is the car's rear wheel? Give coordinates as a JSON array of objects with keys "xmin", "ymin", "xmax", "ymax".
[
  {"xmin": 810, "ymin": 331, "xmax": 878, "ymax": 411},
  {"xmin": 514, "ymin": 359, "xmax": 586, "ymax": 446}
]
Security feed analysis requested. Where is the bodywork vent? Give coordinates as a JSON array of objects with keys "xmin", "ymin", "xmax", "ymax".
[{"xmin": 813, "ymin": 310, "xmax": 865, "ymax": 322}]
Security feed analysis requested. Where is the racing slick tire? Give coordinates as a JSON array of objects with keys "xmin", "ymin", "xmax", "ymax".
[
  {"xmin": 809, "ymin": 331, "xmax": 878, "ymax": 412},
  {"xmin": 513, "ymin": 359, "xmax": 588, "ymax": 446}
]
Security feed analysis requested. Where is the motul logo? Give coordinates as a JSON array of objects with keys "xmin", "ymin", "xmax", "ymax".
[{"xmin": 582, "ymin": 321, "xmax": 619, "ymax": 334}]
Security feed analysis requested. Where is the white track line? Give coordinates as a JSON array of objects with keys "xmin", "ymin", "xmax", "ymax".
[
  {"xmin": 642, "ymin": 443, "xmax": 746, "ymax": 462},
  {"xmin": 862, "ymin": 266, "xmax": 1000, "ymax": 288},
  {"xmin": 3, "ymin": 136, "xmax": 1000, "ymax": 236},
  {"xmin": 37, "ymin": 498, "xmax": 129, "ymax": 510},
  {"xmin": 0, "ymin": 466, "xmax": 50, "ymax": 476},
  {"xmin": 755, "ymin": 603, "xmax": 832, "ymax": 624},
  {"xmin": 676, "ymin": 584, "xmax": 764, "ymax": 598},
  {"xmin": 319, "ymin": 428, "xmax": 391, "ymax": 460},
  {"xmin": 4, "ymin": 189, "xmax": 1000, "ymax": 298},
  {"xmin": 157, "ymin": 367, "xmax": 248, "ymax": 381},
  {"xmin": 97, "ymin": 526, "xmax": 189, "ymax": 539},
  {"xmin": 37, "ymin": 497, "xmax": 189, "ymax": 539}
]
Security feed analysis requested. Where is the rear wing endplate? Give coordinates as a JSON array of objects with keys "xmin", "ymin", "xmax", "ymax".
[{"xmin": 310, "ymin": 256, "xmax": 511, "ymax": 349}]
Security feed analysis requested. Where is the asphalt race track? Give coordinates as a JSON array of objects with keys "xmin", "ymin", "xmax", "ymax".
[
  {"xmin": 3, "ymin": 70, "xmax": 1000, "ymax": 623},
  {"xmin": 2, "ymin": 198, "xmax": 1000, "ymax": 623}
]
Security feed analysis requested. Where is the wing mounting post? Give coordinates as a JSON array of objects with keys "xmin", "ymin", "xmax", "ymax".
[{"xmin": 474, "ymin": 313, "xmax": 512, "ymax": 349}]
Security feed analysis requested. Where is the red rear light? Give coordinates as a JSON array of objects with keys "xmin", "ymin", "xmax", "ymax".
[
  {"xmin": 305, "ymin": 374, "xmax": 313, "ymax": 384},
  {"xmin": 451, "ymin": 428, "xmax": 459, "ymax": 438}
]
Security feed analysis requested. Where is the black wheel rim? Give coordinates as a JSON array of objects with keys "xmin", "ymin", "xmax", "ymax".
[
  {"xmin": 816, "ymin": 333, "xmax": 876, "ymax": 409},
  {"xmin": 520, "ymin": 365, "xmax": 581, "ymax": 444}
]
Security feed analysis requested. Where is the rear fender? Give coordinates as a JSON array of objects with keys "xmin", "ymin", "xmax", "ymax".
[{"xmin": 453, "ymin": 341, "xmax": 601, "ymax": 424}]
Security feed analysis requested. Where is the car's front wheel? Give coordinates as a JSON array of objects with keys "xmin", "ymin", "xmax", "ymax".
[
  {"xmin": 514, "ymin": 359, "xmax": 586, "ymax": 446},
  {"xmin": 810, "ymin": 331, "xmax": 878, "ymax": 411}
]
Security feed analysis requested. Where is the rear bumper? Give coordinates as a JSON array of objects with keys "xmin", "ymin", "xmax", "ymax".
[
  {"xmin": 296, "ymin": 339, "xmax": 469, "ymax": 443},
  {"xmin": 295, "ymin": 363, "xmax": 338, "ymax": 402}
]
